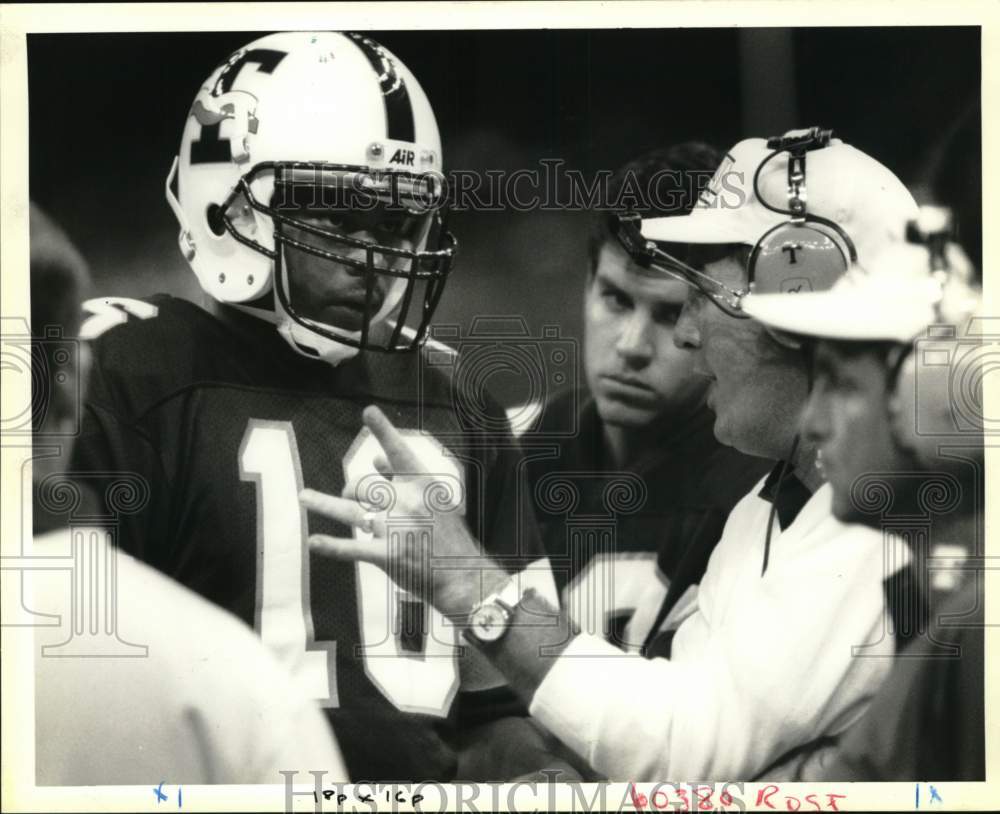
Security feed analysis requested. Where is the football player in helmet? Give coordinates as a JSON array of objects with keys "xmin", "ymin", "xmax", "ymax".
[
  {"xmin": 70, "ymin": 31, "xmax": 559, "ymax": 781},
  {"xmin": 167, "ymin": 31, "xmax": 455, "ymax": 363}
]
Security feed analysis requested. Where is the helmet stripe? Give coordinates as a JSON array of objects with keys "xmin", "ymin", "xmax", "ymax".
[{"xmin": 348, "ymin": 33, "xmax": 416, "ymax": 143}]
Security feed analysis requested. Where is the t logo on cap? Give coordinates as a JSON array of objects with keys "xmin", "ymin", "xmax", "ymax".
[{"xmin": 782, "ymin": 242, "xmax": 803, "ymax": 264}]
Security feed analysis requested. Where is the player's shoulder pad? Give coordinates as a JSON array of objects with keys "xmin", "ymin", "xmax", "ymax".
[
  {"xmin": 417, "ymin": 332, "xmax": 459, "ymax": 366},
  {"xmin": 409, "ymin": 331, "xmax": 457, "ymax": 395},
  {"xmin": 80, "ymin": 294, "xmax": 226, "ymax": 415},
  {"xmin": 81, "ymin": 293, "xmax": 220, "ymax": 356},
  {"xmin": 415, "ymin": 333, "xmax": 511, "ymax": 428},
  {"xmin": 421, "ymin": 331, "xmax": 459, "ymax": 359}
]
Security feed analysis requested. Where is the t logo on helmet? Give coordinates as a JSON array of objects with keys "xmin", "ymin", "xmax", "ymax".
[{"xmin": 190, "ymin": 49, "xmax": 288, "ymax": 165}]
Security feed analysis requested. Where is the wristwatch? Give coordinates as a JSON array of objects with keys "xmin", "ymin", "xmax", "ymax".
[{"xmin": 465, "ymin": 575, "xmax": 523, "ymax": 644}]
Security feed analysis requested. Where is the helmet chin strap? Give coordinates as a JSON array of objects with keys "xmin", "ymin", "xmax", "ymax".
[
  {"xmin": 224, "ymin": 295, "xmax": 360, "ymax": 365},
  {"xmin": 277, "ymin": 316, "xmax": 361, "ymax": 366}
]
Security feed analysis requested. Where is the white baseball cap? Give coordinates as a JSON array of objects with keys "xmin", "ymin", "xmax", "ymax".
[{"xmin": 643, "ymin": 134, "xmax": 918, "ymax": 266}]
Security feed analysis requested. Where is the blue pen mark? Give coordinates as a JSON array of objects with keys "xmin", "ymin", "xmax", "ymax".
[
  {"xmin": 153, "ymin": 782, "xmax": 168, "ymax": 803},
  {"xmin": 178, "ymin": 786, "xmax": 183, "ymax": 808},
  {"xmin": 915, "ymin": 783, "xmax": 944, "ymax": 808}
]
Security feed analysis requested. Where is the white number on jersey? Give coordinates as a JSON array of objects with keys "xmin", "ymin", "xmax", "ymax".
[
  {"xmin": 240, "ymin": 420, "xmax": 461, "ymax": 716},
  {"xmin": 564, "ymin": 552, "xmax": 667, "ymax": 654},
  {"xmin": 239, "ymin": 420, "xmax": 337, "ymax": 705},
  {"xmin": 343, "ymin": 429, "xmax": 462, "ymax": 716}
]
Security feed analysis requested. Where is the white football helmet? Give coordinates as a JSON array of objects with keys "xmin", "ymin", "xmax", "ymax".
[{"xmin": 166, "ymin": 31, "xmax": 456, "ymax": 365}]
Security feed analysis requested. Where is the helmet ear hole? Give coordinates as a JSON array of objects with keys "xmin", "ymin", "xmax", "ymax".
[{"xmin": 206, "ymin": 204, "xmax": 227, "ymax": 237}]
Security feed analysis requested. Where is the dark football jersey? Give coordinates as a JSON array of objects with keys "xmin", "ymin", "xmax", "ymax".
[
  {"xmin": 822, "ymin": 570, "xmax": 985, "ymax": 781},
  {"xmin": 70, "ymin": 294, "xmax": 549, "ymax": 781},
  {"xmin": 525, "ymin": 390, "xmax": 772, "ymax": 653}
]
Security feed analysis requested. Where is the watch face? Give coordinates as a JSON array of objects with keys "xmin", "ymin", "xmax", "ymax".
[{"xmin": 470, "ymin": 603, "xmax": 509, "ymax": 642}]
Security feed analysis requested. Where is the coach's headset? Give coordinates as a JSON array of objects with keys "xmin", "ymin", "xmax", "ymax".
[
  {"xmin": 611, "ymin": 127, "xmax": 857, "ymax": 320},
  {"xmin": 614, "ymin": 130, "xmax": 857, "ymax": 609}
]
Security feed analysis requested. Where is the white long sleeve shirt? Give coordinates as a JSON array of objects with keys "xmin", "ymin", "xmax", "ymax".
[
  {"xmin": 30, "ymin": 527, "xmax": 348, "ymax": 785},
  {"xmin": 529, "ymin": 479, "xmax": 907, "ymax": 781}
]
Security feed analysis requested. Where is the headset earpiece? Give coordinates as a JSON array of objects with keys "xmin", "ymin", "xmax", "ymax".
[
  {"xmin": 748, "ymin": 219, "xmax": 853, "ymax": 296},
  {"xmin": 749, "ymin": 128, "xmax": 859, "ymax": 299}
]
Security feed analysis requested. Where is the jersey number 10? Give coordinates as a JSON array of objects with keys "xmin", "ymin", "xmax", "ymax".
[{"xmin": 239, "ymin": 420, "xmax": 461, "ymax": 717}]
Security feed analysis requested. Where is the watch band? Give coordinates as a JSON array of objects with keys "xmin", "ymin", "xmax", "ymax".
[
  {"xmin": 465, "ymin": 574, "xmax": 523, "ymax": 644},
  {"xmin": 488, "ymin": 573, "xmax": 524, "ymax": 611}
]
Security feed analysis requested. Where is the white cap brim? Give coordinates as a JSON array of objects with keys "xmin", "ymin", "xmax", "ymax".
[
  {"xmin": 742, "ymin": 283, "xmax": 939, "ymax": 342},
  {"xmin": 642, "ymin": 207, "xmax": 757, "ymax": 245}
]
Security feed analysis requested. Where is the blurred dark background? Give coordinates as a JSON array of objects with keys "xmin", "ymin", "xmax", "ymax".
[{"xmin": 28, "ymin": 27, "xmax": 980, "ymax": 404}]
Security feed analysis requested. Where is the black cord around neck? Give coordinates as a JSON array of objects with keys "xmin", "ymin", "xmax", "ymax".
[{"xmin": 761, "ymin": 434, "xmax": 801, "ymax": 576}]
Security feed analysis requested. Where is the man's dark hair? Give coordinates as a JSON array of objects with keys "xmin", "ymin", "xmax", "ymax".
[
  {"xmin": 587, "ymin": 141, "xmax": 722, "ymax": 275},
  {"xmin": 820, "ymin": 337, "xmax": 900, "ymax": 365},
  {"xmin": 30, "ymin": 203, "xmax": 91, "ymax": 432},
  {"xmin": 686, "ymin": 243, "xmax": 753, "ymax": 276},
  {"xmin": 805, "ymin": 337, "xmax": 901, "ymax": 389}
]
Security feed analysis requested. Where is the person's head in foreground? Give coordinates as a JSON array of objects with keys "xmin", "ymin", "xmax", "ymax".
[
  {"xmin": 168, "ymin": 31, "xmax": 456, "ymax": 366},
  {"xmin": 583, "ymin": 143, "xmax": 720, "ymax": 439},
  {"xmin": 631, "ymin": 127, "xmax": 919, "ymax": 466},
  {"xmin": 30, "ymin": 202, "xmax": 92, "ymax": 485},
  {"xmin": 745, "ymin": 205, "xmax": 984, "ymax": 526}
]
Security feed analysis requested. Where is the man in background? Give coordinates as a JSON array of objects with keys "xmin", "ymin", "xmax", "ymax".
[{"xmin": 527, "ymin": 144, "xmax": 770, "ymax": 653}]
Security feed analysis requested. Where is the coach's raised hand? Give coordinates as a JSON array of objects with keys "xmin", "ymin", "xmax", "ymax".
[{"xmin": 301, "ymin": 405, "xmax": 503, "ymax": 617}]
